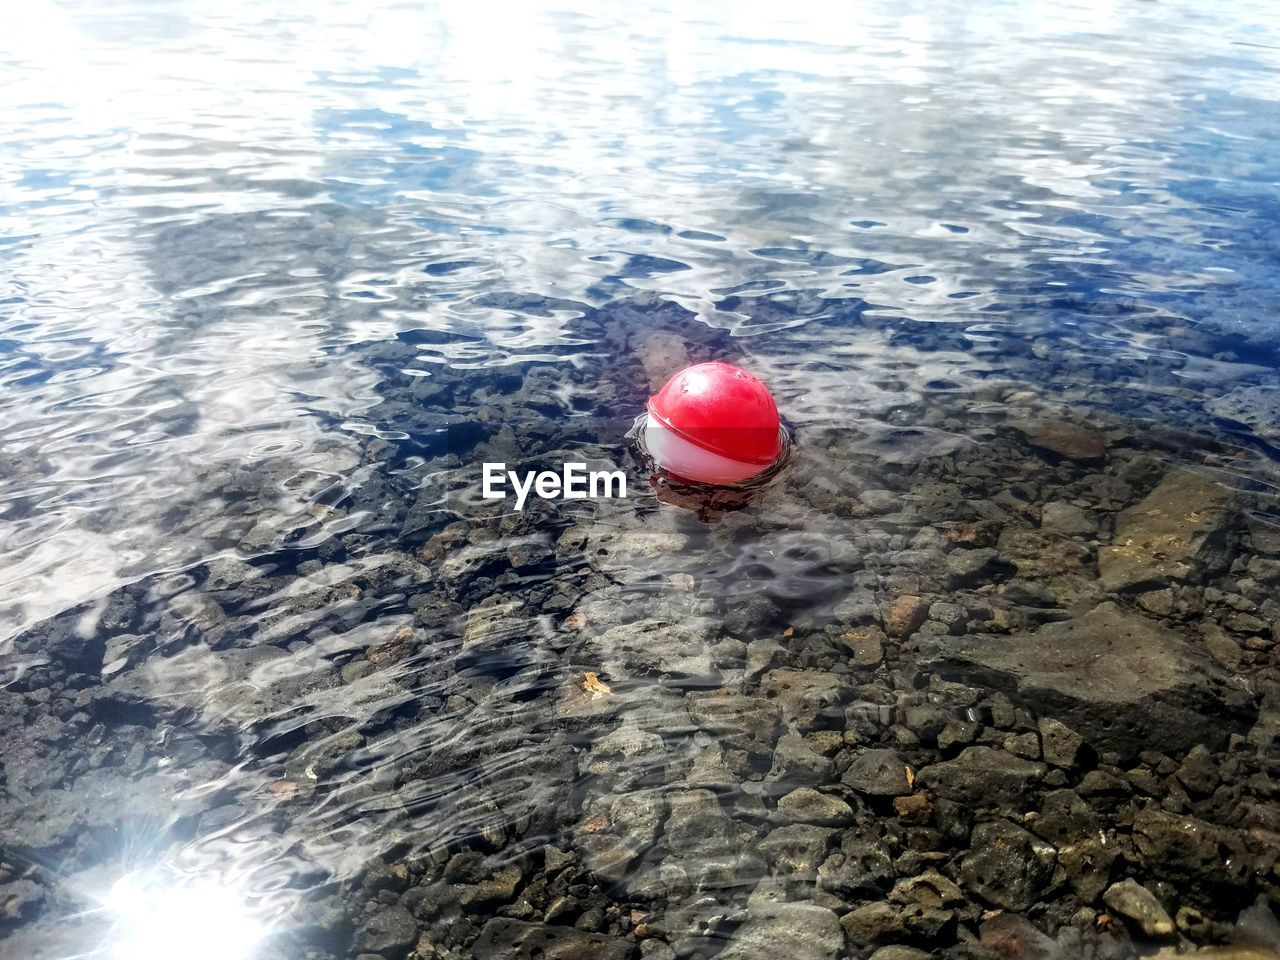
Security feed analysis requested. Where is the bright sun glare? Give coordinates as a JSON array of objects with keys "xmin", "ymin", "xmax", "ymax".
[{"xmin": 105, "ymin": 873, "xmax": 265, "ymax": 960}]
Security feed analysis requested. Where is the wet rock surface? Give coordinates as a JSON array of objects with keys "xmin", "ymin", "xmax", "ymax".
[
  {"xmin": 925, "ymin": 603, "xmax": 1252, "ymax": 757},
  {"xmin": 1099, "ymin": 470, "xmax": 1238, "ymax": 592}
]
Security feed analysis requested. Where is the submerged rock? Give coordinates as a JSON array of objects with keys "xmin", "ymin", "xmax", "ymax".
[
  {"xmin": 842, "ymin": 748, "xmax": 911, "ymax": 797},
  {"xmin": 836, "ymin": 626, "xmax": 885, "ymax": 667},
  {"xmin": 471, "ymin": 918, "xmax": 633, "ymax": 959},
  {"xmin": 1040, "ymin": 501, "xmax": 1098, "ymax": 537},
  {"xmin": 960, "ymin": 820, "xmax": 1056, "ymax": 911},
  {"xmin": 716, "ymin": 900, "xmax": 842, "ymax": 960},
  {"xmin": 1014, "ymin": 418, "xmax": 1107, "ymax": 460},
  {"xmin": 916, "ymin": 746, "xmax": 1045, "ymax": 805},
  {"xmin": 353, "ymin": 905, "xmax": 417, "ymax": 958},
  {"xmin": 1099, "ymin": 468, "xmax": 1237, "ymax": 592},
  {"xmin": 1038, "ymin": 717, "xmax": 1086, "ymax": 768},
  {"xmin": 759, "ymin": 824, "xmax": 836, "ymax": 875},
  {"xmin": 767, "ymin": 732, "xmax": 834, "ymax": 786},
  {"xmin": 823, "ymin": 836, "xmax": 895, "ymax": 894},
  {"xmin": 757, "ymin": 670, "xmax": 846, "ymax": 729},
  {"xmin": 979, "ymin": 914, "xmax": 1062, "ymax": 960},
  {"xmin": 1131, "ymin": 808, "xmax": 1251, "ymax": 908},
  {"xmin": 687, "ymin": 691, "xmax": 782, "ymax": 762},
  {"xmin": 1207, "ymin": 384, "xmax": 1280, "ymax": 439},
  {"xmin": 925, "ymin": 602, "xmax": 1252, "ymax": 757},
  {"xmin": 1032, "ymin": 789, "xmax": 1117, "ymax": 902},
  {"xmin": 585, "ymin": 618, "xmax": 717, "ymax": 680},
  {"xmin": 945, "ymin": 548, "xmax": 1012, "ymax": 588},
  {"xmin": 775, "ymin": 788, "xmax": 853, "ymax": 826},
  {"xmin": 885, "ymin": 595, "xmax": 930, "ymax": 638},
  {"xmin": 1103, "ymin": 878, "xmax": 1175, "ymax": 938}
]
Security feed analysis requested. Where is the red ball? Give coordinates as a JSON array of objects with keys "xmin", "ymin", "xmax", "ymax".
[{"xmin": 647, "ymin": 361, "xmax": 782, "ymax": 468}]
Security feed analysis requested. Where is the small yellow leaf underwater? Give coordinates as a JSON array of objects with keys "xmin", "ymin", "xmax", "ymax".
[{"xmin": 582, "ymin": 672, "xmax": 612, "ymax": 698}]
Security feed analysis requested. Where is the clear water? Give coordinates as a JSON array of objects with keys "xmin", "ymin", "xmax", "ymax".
[{"xmin": 2, "ymin": 1, "xmax": 1279, "ymax": 958}]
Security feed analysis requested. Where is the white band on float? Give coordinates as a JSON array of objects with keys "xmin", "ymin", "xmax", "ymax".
[{"xmin": 644, "ymin": 418, "xmax": 771, "ymax": 485}]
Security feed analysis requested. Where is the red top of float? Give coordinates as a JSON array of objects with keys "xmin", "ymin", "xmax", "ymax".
[{"xmin": 647, "ymin": 361, "xmax": 783, "ymax": 466}]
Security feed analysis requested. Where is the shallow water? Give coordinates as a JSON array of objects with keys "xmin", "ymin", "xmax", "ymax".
[{"xmin": 2, "ymin": 2, "xmax": 1280, "ymax": 958}]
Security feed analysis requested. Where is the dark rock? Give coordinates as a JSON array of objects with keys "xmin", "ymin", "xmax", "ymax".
[
  {"xmin": 840, "ymin": 895, "xmax": 950, "ymax": 942},
  {"xmin": 688, "ymin": 692, "xmax": 781, "ymax": 762},
  {"xmin": 1005, "ymin": 731, "xmax": 1040, "ymax": 759},
  {"xmin": 916, "ymin": 747, "xmax": 1045, "ymax": 805},
  {"xmin": 1175, "ymin": 744, "xmax": 1220, "ymax": 797},
  {"xmin": 928, "ymin": 602, "xmax": 968, "ymax": 634},
  {"xmin": 586, "ymin": 618, "xmax": 715, "ymax": 680},
  {"xmin": 996, "ymin": 527, "xmax": 1095, "ymax": 606},
  {"xmin": 457, "ymin": 863, "xmax": 522, "ymax": 908},
  {"xmin": 759, "ymin": 824, "xmax": 835, "ymax": 875},
  {"xmin": 938, "ymin": 719, "xmax": 980, "ymax": 753},
  {"xmin": 746, "ymin": 638, "xmax": 784, "ymax": 679},
  {"xmin": 725, "ymin": 594, "xmax": 783, "ymax": 637},
  {"xmin": 1132, "ymin": 808, "xmax": 1250, "ymax": 908},
  {"xmin": 1032, "ymin": 789, "xmax": 1117, "ymax": 902},
  {"xmin": 1209, "ymin": 385, "xmax": 1280, "ymax": 439},
  {"xmin": 843, "ymin": 748, "xmax": 911, "ymax": 797},
  {"xmin": 860, "ymin": 489, "xmax": 900, "ymax": 513},
  {"xmin": 1077, "ymin": 768, "xmax": 1130, "ymax": 798},
  {"xmin": 13, "ymin": 616, "xmax": 107, "ymax": 676},
  {"xmin": 889, "ymin": 870, "xmax": 965, "ymax": 909},
  {"xmin": 574, "ymin": 833, "xmax": 637, "ymax": 885},
  {"xmin": 445, "ymin": 851, "xmax": 488, "ymax": 883},
  {"xmin": 925, "ymin": 602, "xmax": 1252, "ymax": 757},
  {"xmin": 353, "ymin": 905, "xmax": 417, "ymax": 958},
  {"xmin": 470, "ymin": 918, "xmax": 633, "ymax": 960},
  {"xmin": 840, "ymin": 901, "xmax": 904, "ymax": 946},
  {"xmin": 1038, "ymin": 717, "xmax": 1086, "ymax": 768},
  {"xmin": 836, "ymin": 626, "xmax": 885, "ymax": 667},
  {"xmin": 1040, "ymin": 502, "xmax": 1097, "ymax": 537},
  {"xmin": 946, "ymin": 548, "xmax": 1012, "ymax": 588},
  {"xmin": 663, "ymin": 790, "xmax": 744, "ymax": 859},
  {"xmin": 960, "ymin": 820, "xmax": 1056, "ymax": 911},
  {"xmin": 893, "ymin": 793, "xmax": 933, "ymax": 824},
  {"xmin": 293, "ymin": 894, "xmax": 353, "ymax": 946},
  {"xmin": 818, "ymin": 838, "xmax": 894, "ymax": 897},
  {"xmin": 979, "ymin": 913, "xmax": 1063, "ymax": 960}
]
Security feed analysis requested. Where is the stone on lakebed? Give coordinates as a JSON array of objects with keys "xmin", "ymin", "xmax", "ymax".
[{"xmin": 923, "ymin": 602, "xmax": 1254, "ymax": 757}]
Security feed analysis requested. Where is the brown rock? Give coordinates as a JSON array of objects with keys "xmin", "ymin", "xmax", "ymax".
[
  {"xmin": 838, "ymin": 626, "xmax": 885, "ymax": 666},
  {"xmin": 368, "ymin": 626, "xmax": 414, "ymax": 668},
  {"xmin": 1015, "ymin": 418, "xmax": 1107, "ymax": 459},
  {"xmin": 892, "ymin": 794, "xmax": 933, "ymax": 824},
  {"xmin": 885, "ymin": 596, "xmax": 930, "ymax": 638},
  {"xmin": 980, "ymin": 914, "xmax": 1061, "ymax": 960}
]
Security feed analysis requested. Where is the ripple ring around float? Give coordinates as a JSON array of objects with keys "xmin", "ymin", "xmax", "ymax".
[{"xmin": 644, "ymin": 361, "xmax": 784, "ymax": 485}]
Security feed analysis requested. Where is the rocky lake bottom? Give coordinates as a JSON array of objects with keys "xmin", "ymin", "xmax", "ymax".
[{"xmin": 2, "ymin": 294, "xmax": 1279, "ymax": 960}]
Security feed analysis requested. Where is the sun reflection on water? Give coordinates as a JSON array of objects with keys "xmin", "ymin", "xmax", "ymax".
[{"xmin": 103, "ymin": 870, "xmax": 266, "ymax": 960}]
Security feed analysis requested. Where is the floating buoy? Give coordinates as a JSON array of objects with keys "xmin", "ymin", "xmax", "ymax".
[{"xmin": 645, "ymin": 361, "xmax": 783, "ymax": 485}]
